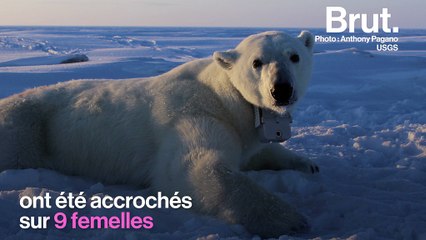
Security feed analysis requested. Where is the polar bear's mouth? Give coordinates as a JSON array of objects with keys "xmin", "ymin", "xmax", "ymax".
[{"xmin": 273, "ymin": 97, "xmax": 297, "ymax": 107}]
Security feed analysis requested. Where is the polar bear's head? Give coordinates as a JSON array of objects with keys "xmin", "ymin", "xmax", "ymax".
[{"xmin": 213, "ymin": 31, "xmax": 314, "ymax": 114}]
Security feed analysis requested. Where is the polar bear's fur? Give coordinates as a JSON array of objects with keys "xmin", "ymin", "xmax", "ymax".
[{"xmin": 0, "ymin": 31, "xmax": 318, "ymax": 237}]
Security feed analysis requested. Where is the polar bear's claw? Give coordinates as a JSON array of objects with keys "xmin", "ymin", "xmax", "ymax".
[{"xmin": 310, "ymin": 164, "xmax": 320, "ymax": 174}]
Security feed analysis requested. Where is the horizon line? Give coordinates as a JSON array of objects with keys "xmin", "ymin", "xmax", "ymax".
[
  {"xmin": 0, "ymin": 24, "xmax": 317, "ymax": 29},
  {"xmin": 1, "ymin": 25, "xmax": 425, "ymax": 31}
]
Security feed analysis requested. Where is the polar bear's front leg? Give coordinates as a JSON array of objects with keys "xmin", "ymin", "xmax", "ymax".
[
  {"xmin": 152, "ymin": 118, "xmax": 309, "ymax": 237},
  {"xmin": 244, "ymin": 144, "xmax": 320, "ymax": 174}
]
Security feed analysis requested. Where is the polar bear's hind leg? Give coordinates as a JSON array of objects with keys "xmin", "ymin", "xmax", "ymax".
[{"xmin": 0, "ymin": 98, "xmax": 47, "ymax": 171}]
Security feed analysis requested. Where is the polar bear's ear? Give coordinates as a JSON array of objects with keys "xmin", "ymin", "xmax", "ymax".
[
  {"xmin": 298, "ymin": 31, "xmax": 314, "ymax": 52},
  {"xmin": 213, "ymin": 50, "xmax": 238, "ymax": 70}
]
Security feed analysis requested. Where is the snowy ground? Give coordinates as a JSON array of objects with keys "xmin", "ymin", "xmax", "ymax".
[{"xmin": 0, "ymin": 27, "xmax": 425, "ymax": 239}]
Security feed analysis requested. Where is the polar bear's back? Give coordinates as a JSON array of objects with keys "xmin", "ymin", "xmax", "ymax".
[{"xmin": 0, "ymin": 79, "xmax": 155, "ymax": 184}]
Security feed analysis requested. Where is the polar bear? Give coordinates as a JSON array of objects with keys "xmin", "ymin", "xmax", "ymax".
[{"xmin": 0, "ymin": 31, "xmax": 318, "ymax": 237}]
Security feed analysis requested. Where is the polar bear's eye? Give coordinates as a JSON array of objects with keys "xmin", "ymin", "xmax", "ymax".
[
  {"xmin": 290, "ymin": 54, "xmax": 300, "ymax": 63},
  {"xmin": 252, "ymin": 59, "xmax": 263, "ymax": 69}
]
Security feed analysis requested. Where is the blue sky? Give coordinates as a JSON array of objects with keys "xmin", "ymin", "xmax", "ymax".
[{"xmin": 0, "ymin": 0, "xmax": 424, "ymax": 28}]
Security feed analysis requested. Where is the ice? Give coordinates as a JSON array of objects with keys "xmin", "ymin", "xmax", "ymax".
[
  {"xmin": 0, "ymin": 54, "xmax": 89, "ymax": 67},
  {"xmin": 0, "ymin": 27, "xmax": 425, "ymax": 239}
]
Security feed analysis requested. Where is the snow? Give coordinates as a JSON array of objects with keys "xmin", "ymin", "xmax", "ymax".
[{"xmin": 0, "ymin": 27, "xmax": 425, "ymax": 239}]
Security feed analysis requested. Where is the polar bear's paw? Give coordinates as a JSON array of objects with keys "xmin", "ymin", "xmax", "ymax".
[
  {"xmin": 242, "ymin": 194, "xmax": 309, "ymax": 237},
  {"xmin": 293, "ymin": 156, "xmax": 320, "ymax": 174}
]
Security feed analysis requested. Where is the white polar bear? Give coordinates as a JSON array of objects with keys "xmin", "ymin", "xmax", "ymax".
[{"xmin": 0, "ymin": 31, "xmax": 318, "ymax": 237}]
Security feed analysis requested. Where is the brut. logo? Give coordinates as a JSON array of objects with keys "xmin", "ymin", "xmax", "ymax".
[{"xmin": 326, "ymin": 6, "xmax": 399, "ymax": 33}]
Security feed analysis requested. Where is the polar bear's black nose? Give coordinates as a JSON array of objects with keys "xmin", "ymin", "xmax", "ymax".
[{"xmin": 271, "ymin": 83, "xmax": 293, "ymax": 105}]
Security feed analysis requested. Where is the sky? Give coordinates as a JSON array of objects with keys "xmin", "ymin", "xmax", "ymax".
[{"xmin": 0, "ymin": 0, "xmax": 424, "ymax": 28}]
